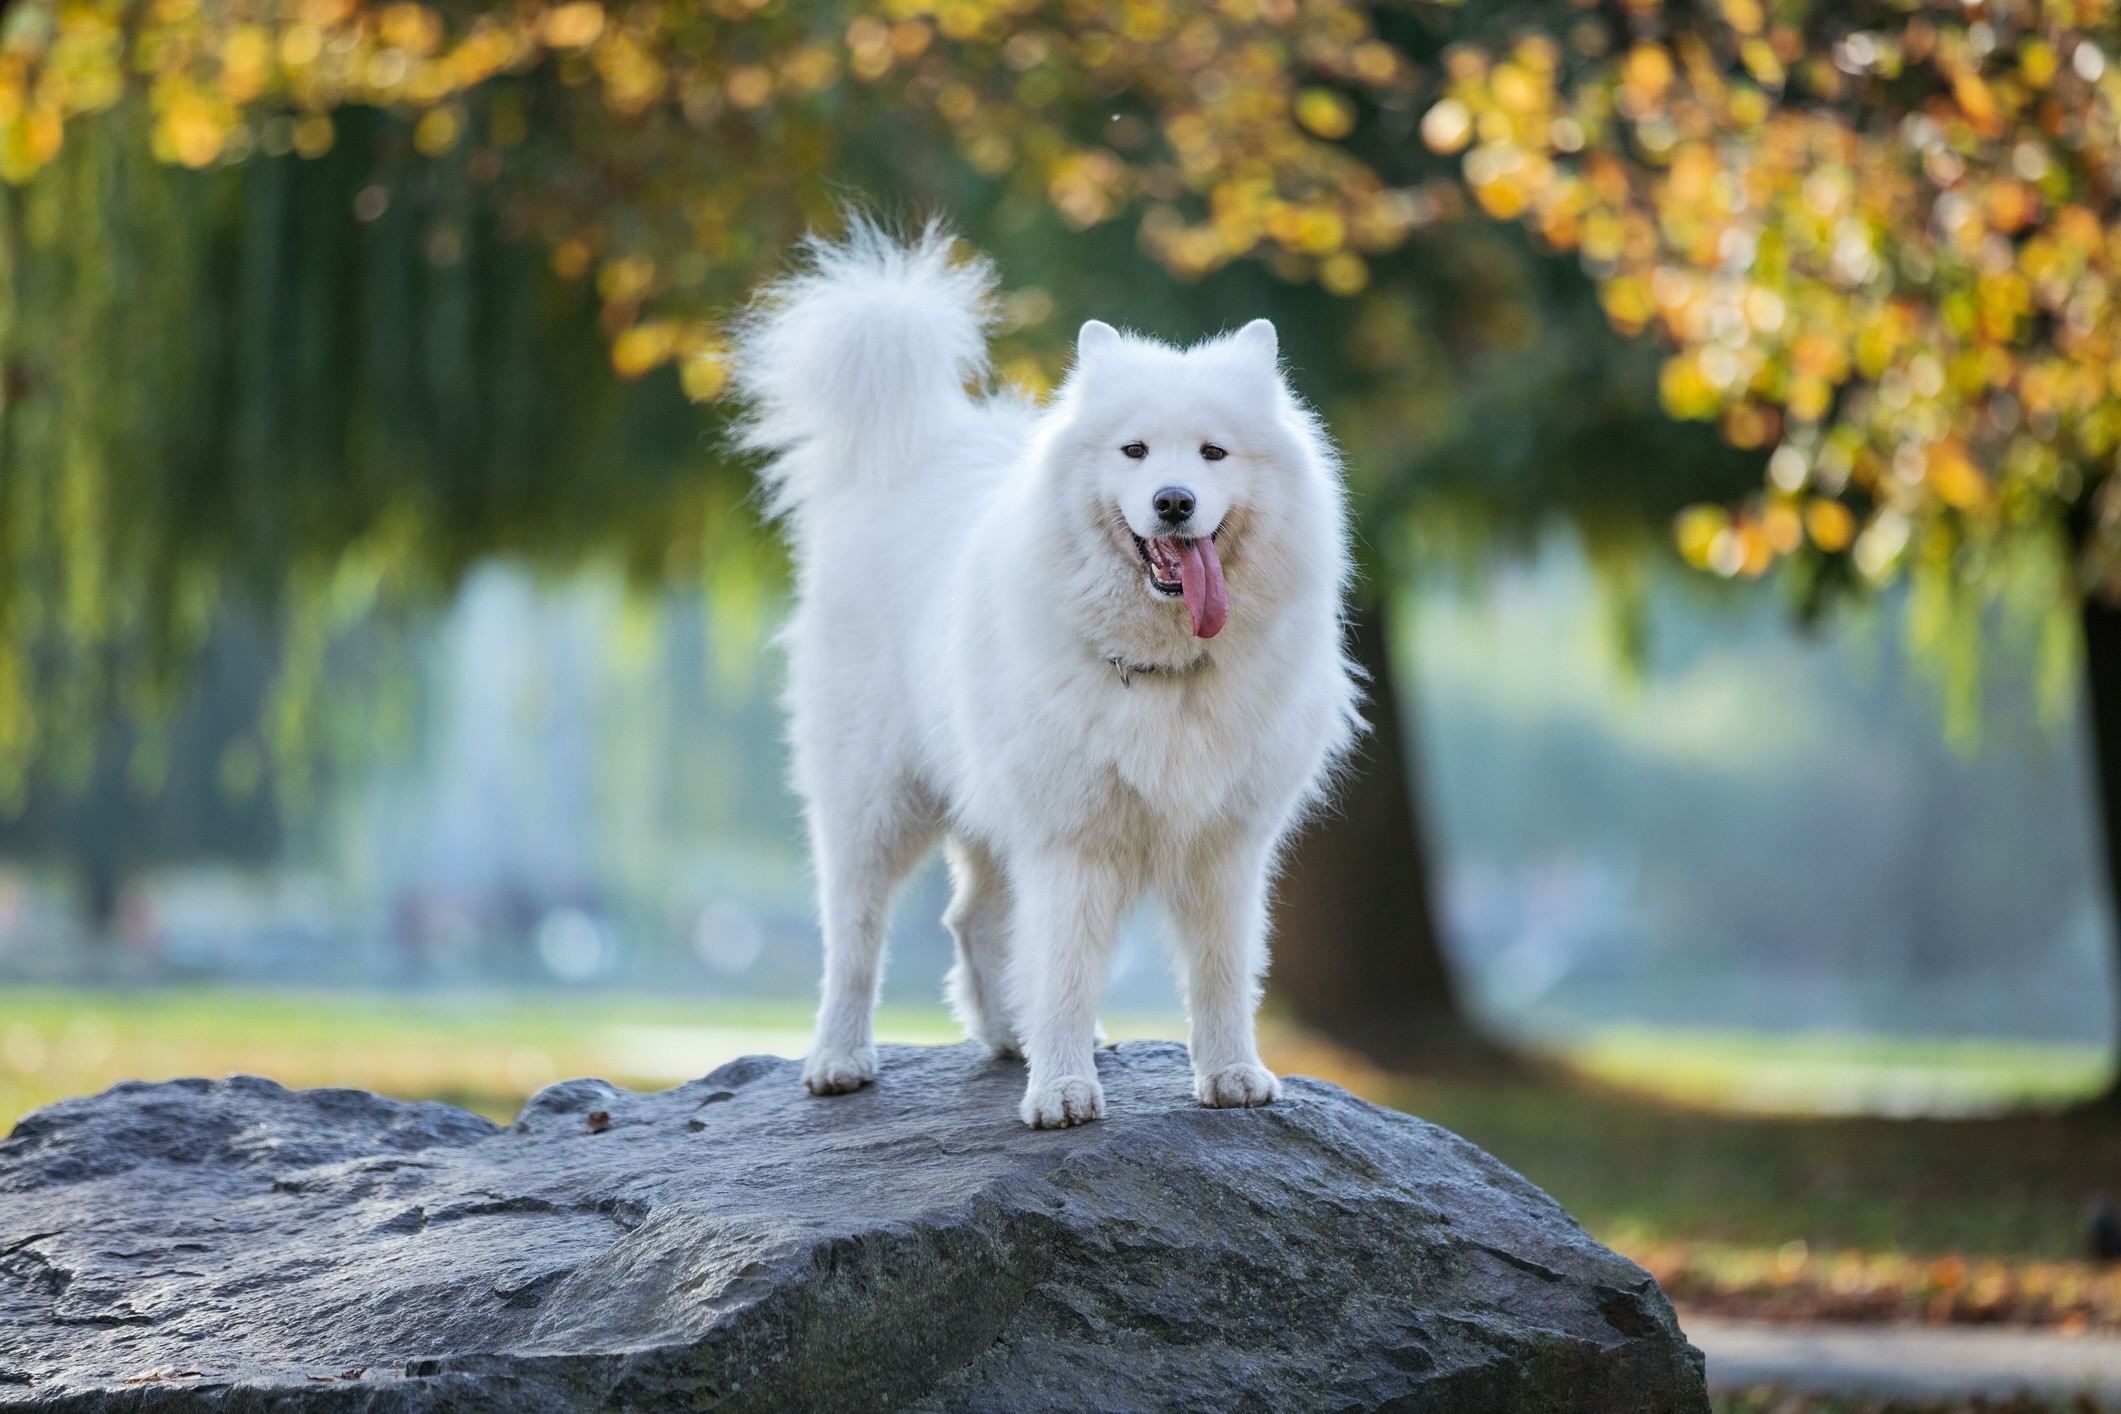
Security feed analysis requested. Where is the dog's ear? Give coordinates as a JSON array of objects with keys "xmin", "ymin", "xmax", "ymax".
[
  {"xmin": 1076, "ymin": 320, "xmax": 1123, "ymax": 364},
  {"xmin": 1232, "ymin": 319, "xmax": 1279, "ymax": 368}
]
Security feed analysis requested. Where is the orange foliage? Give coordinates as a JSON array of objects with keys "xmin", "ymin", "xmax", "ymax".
[{"xmin": 5, "ymin": 0, "xmax": 2119, "ymax": 602}]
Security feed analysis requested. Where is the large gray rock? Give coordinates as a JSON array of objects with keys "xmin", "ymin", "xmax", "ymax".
[{"xmin": 0, "ymin": 1041, "xmax": 1705, "ymax": 1412}]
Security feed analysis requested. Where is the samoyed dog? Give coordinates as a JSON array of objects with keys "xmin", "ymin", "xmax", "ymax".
[{"xmin": 735, "ymin": 223, "xmax": 1359, "ymax": 1128}]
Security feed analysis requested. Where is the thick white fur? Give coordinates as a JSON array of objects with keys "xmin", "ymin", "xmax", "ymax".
[{"xmin": 736, "ymin": 222, "xmax": 1360, "ymax": 1128}]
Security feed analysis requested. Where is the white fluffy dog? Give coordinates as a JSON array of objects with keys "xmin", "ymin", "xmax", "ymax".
[{"xmin": 735, "ymin": 224, "xmax": 1358, "ymax": 1128}]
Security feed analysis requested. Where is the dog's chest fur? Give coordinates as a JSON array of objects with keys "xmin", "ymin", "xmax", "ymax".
[{"xmin": 943, "ymin": 637, "xmax": 1321, "ymax": 858}]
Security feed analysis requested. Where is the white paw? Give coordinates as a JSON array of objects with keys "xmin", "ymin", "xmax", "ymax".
[
  {"xmin": 802, "ymin": 1047, "xmax": 876, "ymax": 1096},
  {"xmin": 1020, "ymin": 1075, "xmax": 1105, "ymax": 1129},
  {"xmin": 1196, "ymin": 1063, "xmax": 1281, "ymax": 1109}
]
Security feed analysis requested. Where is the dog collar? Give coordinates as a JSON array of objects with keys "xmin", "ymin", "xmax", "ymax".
[{"xmin": 1107, "ymin": 655, "xmax": 1208, "ymax": 687}]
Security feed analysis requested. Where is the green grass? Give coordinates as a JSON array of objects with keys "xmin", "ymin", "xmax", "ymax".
[
  {"xmin": 1393, "ymin": 1066, "xmax": 2121, "ymax": 1262},
  {"xmin": 0, "ymin": 986, "xmax": 1181, "ymax": 1126},
  {"xmin": 1562, "ymin": 1026, "xmax": 2112, "ymax": 1118},
  {"xmin": 3, "ymin": 988, "xmax": 2115, "ymax": 1266},
  {"xmin": 1263, "ymin": 1023, "xmax": 2119, "ymax": 1264},
  {"xmin": 0, "ymin": 987, "xmax": 926, "ymax": 1125}
]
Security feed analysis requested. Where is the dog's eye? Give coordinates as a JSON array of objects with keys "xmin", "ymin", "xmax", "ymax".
[
  {"xmin": 1121, "ymin": 441, "xmax": 1148, "ymax": 459},
  {"xmin": 1200, "ymin": 443, "xmax": 1228, "ymax": 461}
]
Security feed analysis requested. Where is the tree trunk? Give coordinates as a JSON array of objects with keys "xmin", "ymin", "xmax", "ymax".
[
  {"xmin": 1266, "ymin": 598, "xmax": 1503, "ymax": 1071},
  {"xmin": 2076, "ymin": 594, "xmax": 2121, "ymax": 1106}
]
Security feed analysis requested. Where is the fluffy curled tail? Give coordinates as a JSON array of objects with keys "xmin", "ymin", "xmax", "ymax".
[{"xmin": 733, "ymin": 218, "xmax": 995, "ymax": 520}]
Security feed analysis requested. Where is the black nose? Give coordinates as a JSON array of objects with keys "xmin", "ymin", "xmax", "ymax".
[{"xmin": 1153, "ymin": 487, "xmax": 1195, "ymax": 526}]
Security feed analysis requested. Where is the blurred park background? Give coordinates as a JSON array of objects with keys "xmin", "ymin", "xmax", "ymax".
[{"xmin": 6, "ymin": 0, "xmax": 2121, "ymax": 1402}]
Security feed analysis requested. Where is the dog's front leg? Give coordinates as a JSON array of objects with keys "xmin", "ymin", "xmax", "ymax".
[
  {"xmin": 1168, "ymin": 832, "xmax": 1282, "ymax": 1109},
  {"xmin": 1009, "ymin": 848, "xmax": 1127, "ymax": 1128}
]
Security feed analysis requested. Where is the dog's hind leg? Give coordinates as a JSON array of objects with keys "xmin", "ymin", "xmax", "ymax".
[
  {"xmin": 943, "ymin": 835, "xmax": 1018, "ymax": 1056},
  {"xmin": 802, "ymin": 778, "xmax": 939, "ymax": 1096}
]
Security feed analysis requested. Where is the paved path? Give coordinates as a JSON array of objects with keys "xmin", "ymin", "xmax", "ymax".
[{"xmin": 1687, "ymin": 1314, "xmax": 2121, "ymax": 1397}]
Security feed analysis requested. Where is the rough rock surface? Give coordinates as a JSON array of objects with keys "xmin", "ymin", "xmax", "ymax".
[{"xmin": 0, "ymin": 1041, "xmax": 1705, "ymax": 1412}]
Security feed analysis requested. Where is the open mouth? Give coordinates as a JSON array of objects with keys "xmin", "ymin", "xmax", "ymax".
[
  {"xmin": 1128, "ymin": 529, "xmax": 1229, "ymax": 639},
  {"xmin": 1132, "ymin": 532, "xmax": 1195, "ymax": 596}
]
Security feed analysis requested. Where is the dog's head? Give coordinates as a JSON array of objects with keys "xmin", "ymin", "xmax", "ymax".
[{"xmin": 1038, "ymin": 318, "xmax": 1342, "ymax": 662}]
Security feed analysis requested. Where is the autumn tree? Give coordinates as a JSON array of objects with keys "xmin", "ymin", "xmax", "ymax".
[{"xmin": 1419, "ymin": 0, "xmax": 2121, "ymax": 1087}]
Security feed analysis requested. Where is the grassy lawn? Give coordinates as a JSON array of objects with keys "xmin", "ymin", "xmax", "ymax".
[
  {"xmin": 4, "ymin": 988, "xmax": 2117, "ymax": 1289},
  {"xmin": 1390, "ymin": 1066, "xmax": 2121, "ymax": 1263},
  {"xmin": 1562, "ymin": 1026, "xmax": 2111, "ymax": 1119},
  {"xmin": 1255, "ymin": 1022, "xmax": 2121, "ymax": 1266},
  {"xmin": 0, "ymin": 986, "xmax": 1183, "ymax": 1128}
]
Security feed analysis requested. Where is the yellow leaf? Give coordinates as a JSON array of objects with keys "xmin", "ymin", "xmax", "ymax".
[
  {"xmin": 1929, "ymin": 442, "xmax": 1991, "ymax": 511},
  {"xmin": 1660, "ymin": 355, "xmax": 1722, "ymax": 420},
  {"xmin": 541, "ymin": 2, "xmax": 605, "ymax": 50},
  {"xmin": 1624, "ymin": 44, "xmax": 1674, "ymax": 100},
  {"xmin": 412, "ymin": 107, "xmax": 459, "ymax": 157},
  {"xmin": 611, "ymin": 322, "xmax": 677, "ymax": 379},
  {"xmin": 1295, "ymin": 89, "xmax": 1355, "ymax": 141},
  {"xmin": 680, "ymin": 352, "xmax": 729, "ymax": 402},
  {"xmin": 1804, "ymin": 499, "xmax": 1855, "ymax": 552},
  {"xmin": 1320, "ymin": 251, "xmax": 1368, "ymax": 295},
  {"xmin": 1674, "ymin": 505, "xmax": 1728, "ymax": 567},
  {"xmin": 1951, "ymin": 70, "xmax": 2001, "ymax": 137}
]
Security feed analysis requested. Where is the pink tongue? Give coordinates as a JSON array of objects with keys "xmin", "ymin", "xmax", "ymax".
[{"xmin": 1174, "ymin": 536, "xmax": 1228, "ymax": 639}]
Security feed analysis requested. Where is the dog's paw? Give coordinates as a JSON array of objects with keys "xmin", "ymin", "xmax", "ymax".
[
  {"xmin": 1020, "ymin": 1075, "xmax": 1105, "ymax": 1128},
  {"xmin": 1196, "ymin": 1063, "xmax": 1281, "ymax": 1109},
  {"xmin": 802, "ymin": 1047, "xmax": 877, "ymax": 1096}
]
